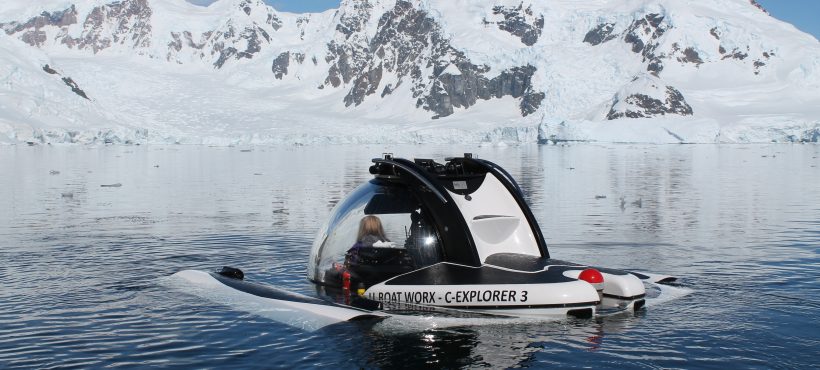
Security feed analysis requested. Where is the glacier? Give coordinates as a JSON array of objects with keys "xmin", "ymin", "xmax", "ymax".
[{"xmin": 0, "ymin": 0, "xmax": 818, "ymax": 145}]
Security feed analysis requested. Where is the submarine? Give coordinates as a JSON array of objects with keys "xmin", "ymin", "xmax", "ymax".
[{"xmin": 173, "ymin": 154, "xmax": 677, "ymax": 328}]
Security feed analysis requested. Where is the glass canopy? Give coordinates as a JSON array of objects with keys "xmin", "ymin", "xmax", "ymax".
[{"xmin": 308, "ymin": 181, "xmax": 443, "ymax": 287}]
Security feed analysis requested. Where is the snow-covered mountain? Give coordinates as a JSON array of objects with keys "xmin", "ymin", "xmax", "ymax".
[{"xmin": 0, "ymin": 0, "xmax": 818, "ymax": 145}]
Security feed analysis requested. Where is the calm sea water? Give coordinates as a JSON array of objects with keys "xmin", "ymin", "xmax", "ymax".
[{"xmin": 1, "ymin": 144, "xmax": 818, "ymax": 369}]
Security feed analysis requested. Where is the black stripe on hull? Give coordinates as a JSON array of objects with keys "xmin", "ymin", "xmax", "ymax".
[
  {"xmin": 627, "ymin": 271, "xmax": 651, "ymax": 280},
  {"xmin": 212, "ymin": 273, "xmax": 385, "ymax": 317},
  {"xmin": 482, "ymin": 254, "xmax": 633, "ymax": 278},
  {"xmin": 384, "ymin": 263, "xmax": 577, "ymax": 286},
  {"xmin": 602, "ymin": 293, "xmax": 647, "ymax": 300},
  {"xmin": 436, "ymin": 301, "xmax": 600, "ymax": 310},
  {"xmin": 210, "ymin": 272, "xmax": 337, "ymax": 306}
]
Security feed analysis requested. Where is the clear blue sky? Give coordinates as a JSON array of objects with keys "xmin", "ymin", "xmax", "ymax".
[
  {"xmin": 265, "ymin": 0, "xmax": 340, "ymax": 13},
  {"xmin": 186, "ymin": 0, "xmax": 341, "ymax": 13},
  {"xmin": 756, "ymin": 0, "xmax": 820, "ymax": 40},
  {"xmin": 190, "ymin": 0, "xmax": 819, "ymax": 40}
]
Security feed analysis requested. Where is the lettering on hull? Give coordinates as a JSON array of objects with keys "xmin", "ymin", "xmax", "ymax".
[{"xmin": 368, "ymin": 289, "xmax": 529, "ymax": 305}]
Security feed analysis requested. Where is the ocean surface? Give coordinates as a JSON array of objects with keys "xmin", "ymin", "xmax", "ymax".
[{"xmin": 1, "ymin": 144, "xmax": 818, "ymax": 369}]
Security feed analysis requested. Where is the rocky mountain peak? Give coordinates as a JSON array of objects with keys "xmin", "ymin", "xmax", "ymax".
[
  {"xmin": 607, "ymin": 74, "xmax": 692, "ymax": 120},
  {"xmin": 749, "ymin": 0, "xmax": 768, "ymax": 14},
  {"xmin": 278, "ymin": 0, "xmax": 545, "ymax": 119},
  {"xmin": 165, "ymin": 0, "xmax": 283, "ymax": 67},
  {"xmin": 1, "ymin": 0, "xmax": 818, "ymax": 145},
  {"xmin": 484, "ymin": 3, "xmax": 544, "ymax": 46},
  {"xmin": 1, "ymin": 0, "xmax": 153, "ymax": 53}
]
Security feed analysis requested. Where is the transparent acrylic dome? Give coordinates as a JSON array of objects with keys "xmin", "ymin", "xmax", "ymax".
[{"xmin": 308, "ymin": 180, "xmax": 443, "ymax": 286}]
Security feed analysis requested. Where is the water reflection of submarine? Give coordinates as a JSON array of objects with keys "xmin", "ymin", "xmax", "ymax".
[
  {"xmin": 360, "ymin": 316, "xmax": 641, "ymax": 369},
  {"xmin": 173, "ymin": 154, "xmax": 678, "ymax": 329}
]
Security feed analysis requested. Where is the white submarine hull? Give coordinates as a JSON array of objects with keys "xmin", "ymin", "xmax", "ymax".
[
  {"xmin": 171, "ymin": 270, "xmax": 386, "ymax": 331},
  {"xmin": 170, "ymin": 267, "xmax": 682, "ymax": 331},
  {"xmin": 364, "ymin": 261, "xmax": 649, "ymax": 318}
]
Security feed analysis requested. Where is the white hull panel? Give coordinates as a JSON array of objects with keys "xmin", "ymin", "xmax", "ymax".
[
  {"xmin": 171, "ymin": 270, "xmax": 385, "ymax": 331},
  {"xmin": 365, "ymin": 280, "xmax": 600, "ymax": 313}
]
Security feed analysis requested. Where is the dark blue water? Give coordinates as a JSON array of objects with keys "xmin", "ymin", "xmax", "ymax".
[{"xmin": 1, "ymin": 144, "xmax": 818, "ymax": 369}]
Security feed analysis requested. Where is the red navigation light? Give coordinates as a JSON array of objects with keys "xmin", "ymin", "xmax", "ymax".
[
  {"xmin": 342, "ymin": 271, "xmax": 351, "ymax": 290},
  {"xmin": 578, "ymin": 268, "xmax": 604, "ymax": 284}
]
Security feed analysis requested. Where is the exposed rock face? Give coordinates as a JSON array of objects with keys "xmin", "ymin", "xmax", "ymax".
[
  {"xmin": 607, "ymin": 88, "xmax": 691, "ymax": 119},
  {"xmin": 272, "ymin": 52, "xmax": 290, "ymax": 79},
  {"xmin": 209, "ymin": 0, "xmax": 281, "ymax": 68},
  {"xmin": 3, "ymin": 0, "xmax": 281, "ymax": 69},
  {"xmin": 716, "ymin": 44, "xmax": 773, "ymax": 76},
  {"xmin": 753, "ymin": 60, "xmax": 766, "ymax": 75},
  {"xmin": 418, "ymin": 64, "xmax": 542, "ymax": 118},
  {"xmin": 721, "ymin": 47, "xmax": 749, "ymax": 60},
  {"xmin": 485, "ymin": 3, "xmax": 544, "ymax": 46},
  {"xmin": 323, "ymin": 1, "xmax": 374, "ymax": 89},
  {"xmin": 583, "ymin": 3, "xmax": 776, "ymax": 83},
  {"xmin": 1, "ymin": 0, "xmax": 152, "ymax": 52},
  {"xmin": 1, "ymin": 6, "xmax": 78, "ymax": 47},
  {"xmin": 1, "ymin": 0, "xmax": 804, "ymax": 131},
  {"xmin": 749, "ymin": 0, "xmax": 769, "ymax": 14},
  {"xmin": 42, "ymin": 64, "xmax": 59, "ymax": 75},
  {"xmin": 584, "ymin": 13, "xmax": 670, "ymax": 76},
  {"xmin": 11, "ymin": 6, "xmax": 78, "ymax": 31},
  {"xmin": 520, "ymin": 90, "xmax": 546, "ymax": 116},
  {"xmin": 272, "ymin": 51, "xmax": 292, "ymax": 79},
  {"xmin": 583, "ymin": 23, "xmax": 616, "ymax": 46},
  {"xmin": 295, "ymin": 16, "xmax": 310, "ymax": 40},
  {"xmin": 167, "ymin": 31, "xmax": 209, "ymax": 57},
  {"xmin": 318, "ymin": 0, "xmax": 544, "ymax": 118},
  {"xmin": 623, "ymin": 13, "xmax": 670, "ymax": 75},
  {"xmin": 607, "ymin": 76, "xmax": 692, "ymax": 120},
  {"xmin": 212, "ymin": 23, "xmax": 272, "ymax": 68},
  {"xmin": 345, "ymin": 63, "xmax": 384, "ymax": 107},
  {"xmin": 42, "ymin": 64, "xmax": 90, "ymax": 100},
  {"xmin": 62, "ymin": 76, "xmax": 90, "ymax": 100},
  {"xmin": 674, "ymin": 44, "xmax": 704, "ymax": 66},
  {"xmin": 76, "ymin": 0, "xmax": 153, "ymax": 52}
]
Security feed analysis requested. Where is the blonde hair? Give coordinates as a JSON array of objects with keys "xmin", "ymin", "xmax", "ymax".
[{"xmin": 357, "ymin": 215, "xmax": 388, "ymax": 242}]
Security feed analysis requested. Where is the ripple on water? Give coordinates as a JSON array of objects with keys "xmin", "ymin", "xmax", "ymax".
[{"xmin": 1, "ymin": 144, "xmax": 819, "ymax": 368}]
